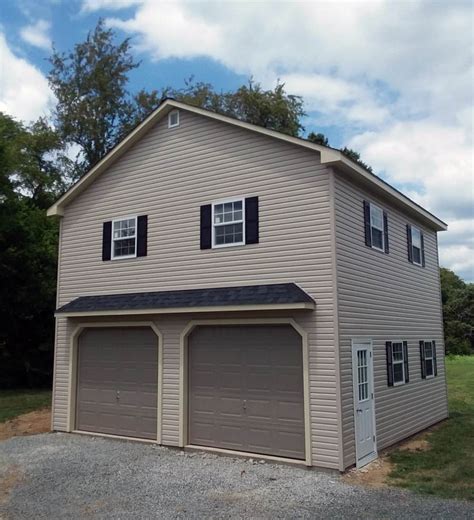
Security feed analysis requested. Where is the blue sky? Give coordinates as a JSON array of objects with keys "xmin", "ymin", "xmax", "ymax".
[{"xmin": 0, "ymin": 0, "xmax": 472, "ymax": 280}]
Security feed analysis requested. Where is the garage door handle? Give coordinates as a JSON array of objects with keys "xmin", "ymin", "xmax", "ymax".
[
  {"xmin": 242, "ymin": 400, "xmax": 247, "ymax": 410},
  {"xmin": 116, "ymin": 390, "xmax": 120, "ymax": 401}
]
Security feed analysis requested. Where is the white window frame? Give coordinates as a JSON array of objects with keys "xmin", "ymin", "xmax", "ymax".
[
  {"xmin": 410, "ymin": 225, "xmax": 423, "ymax": 266},
  {"xmin": 111, "ymin": 215, "xmax": 137, "ymax": 260},
  {"xmin": 211, "ymin": 197, "xmax": 245, "ymax": 249},
  {"xmin": 391, "ymin": 340, "xmax": 406, "ymax": 386},
  {"xmin": 422, "ymin": 340, "xmax": 435, "ymax": 379},
  {"xmin": 369, "ymin": 203, "xmax": 385, "ymax": 252},
  {"xmin": 168, "ymin": 110, "xmax": 179, "ymax": 128}
]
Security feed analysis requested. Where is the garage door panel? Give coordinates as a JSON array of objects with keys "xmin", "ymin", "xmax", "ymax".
[
  {"xmin": 76, "ymin": 327, "xmax": 158, "ymax": 440},
  {"xmin": 189, "ymin": 325, "xmax": 305, "ymax": 460}
]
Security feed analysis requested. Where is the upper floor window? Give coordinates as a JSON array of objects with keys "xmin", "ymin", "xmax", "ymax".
[
  {"xmin": 112, "ymin": 217, "xmax": 137, "ymax": 259},
  {"xmin": 420, "ymin": 340, "xmax": 437, "ymax": 379},
  {"xmin": 386, "ymin": 340, "xmax": 409, "ymax": 386},
  {"xmin": 370, "ymin": 204, "xmax": 384, "ymax": 251},
  {"xmin": 363, "ymin": 200, "xmax": 389, "ymax": 254},
  {"xmin": 212, "ymin": 199, "xmax": 245, "ymax": 247},
  {"xmin": 168, "ymin": 110, "xmax": 179, "ymax": 128},
  {"xmin": 407, "ymin": 224, "xmax": 425, "ymax": 266}
]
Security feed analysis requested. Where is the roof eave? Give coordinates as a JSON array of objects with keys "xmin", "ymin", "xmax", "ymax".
[
  {"xmin": 326, "ymin": 157, "xmax": 447, "ymax": 231},
  {"xmin": 47, "ymin": 98, "xmax": 447, "ymax": 231}
]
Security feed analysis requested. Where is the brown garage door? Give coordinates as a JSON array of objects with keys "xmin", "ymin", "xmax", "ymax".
[
  {"xmin": 76, "ymin": 327, "xmax": 158, "ymax": 440},
  {"xmin": 189, "ymin": 325, "xmax": 305, "ymax": 459}
]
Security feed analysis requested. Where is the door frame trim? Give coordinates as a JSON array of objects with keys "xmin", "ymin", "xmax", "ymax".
[
  {"xmin": 179, "ymin": 318, "xmax": 312, "ymax": 466},
  {"xmin": 351, "ymin": 338, "xmax": 377, "ymax": 468},
  {"xmin": 68, "ymin": 321, "xmax": 163, "ymax": 443}
]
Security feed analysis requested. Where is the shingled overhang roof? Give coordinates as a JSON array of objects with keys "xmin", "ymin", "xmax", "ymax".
[{"xmin": 55, "ymin": 283, "xmax": 315, "ymax": 317}]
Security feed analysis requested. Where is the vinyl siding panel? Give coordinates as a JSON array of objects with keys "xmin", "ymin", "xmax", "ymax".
[
  {"xmin": 334, "ymin": 171, "xmax": 448, "ymax": 469},
  {"xmin": 53, "ymin": 110, "xmax": 340, "ymax": 469}
]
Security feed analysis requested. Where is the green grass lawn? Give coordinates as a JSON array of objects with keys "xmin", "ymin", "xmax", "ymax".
[
  {"xmin": 0, "ymin": 389, "xmax": 52, "ymax": 423},
  {"xmin": 389, "ymin": 355, "xmax": 474, "ymax": 501}
]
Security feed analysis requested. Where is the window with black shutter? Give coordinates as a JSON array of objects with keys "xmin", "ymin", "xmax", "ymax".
[
  {"xmin": 407, "ymin": 225, "xmax": 425, "ymax": 266},
  {"xmin": 103, "ymin": 215, "xmax": 148, "ymax": 260},
  {"xmin": 386, "ymin": 340, "xmax": 409, "ymax": 386},
  {"xmin": 364, "ymin": 200, "xmax": 389, "ymax": 253},
  {"xmin": 202, "ymin": 196, "xmax": 259, "ymax": 249},
  {"xmin": 420, "ymin": 340, "xmax": 437, "ymax": 378}
]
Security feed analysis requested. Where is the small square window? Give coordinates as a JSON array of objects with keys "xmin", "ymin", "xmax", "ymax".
[{"xmin": 168, "ymin": 110, "xmax": 179, "ymax": 128}]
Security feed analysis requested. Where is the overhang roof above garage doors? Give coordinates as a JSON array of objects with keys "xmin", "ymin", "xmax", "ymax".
[{"xmin": 55, "ymin": 283, "xmax": 315, "ymax": 317}]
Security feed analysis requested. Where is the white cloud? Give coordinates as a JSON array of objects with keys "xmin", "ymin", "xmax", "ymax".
[
  {"xmin": 20, "ymin": 19, "xmax": 52, "ymax": 50},
  {"xmin": 80, "ymin": 1, "xmax": 473, "ymax": 279},
  {"xmin": 0, "ymin": 33, "xmax": 54, "ymax": 122}
]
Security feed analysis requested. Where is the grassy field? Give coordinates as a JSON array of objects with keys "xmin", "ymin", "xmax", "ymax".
[
  {"xmin": 0, "ymin": 389, "xmax": 52, "ymax": 423},
  {"xmin": 389, "ymin": 355, "xmax": 474, "ymax": 501}
]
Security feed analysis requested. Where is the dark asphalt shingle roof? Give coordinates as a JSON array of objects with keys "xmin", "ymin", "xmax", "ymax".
[{"xmin": 56, "ymin": 283, "xmax": 315, "ymax": 314}]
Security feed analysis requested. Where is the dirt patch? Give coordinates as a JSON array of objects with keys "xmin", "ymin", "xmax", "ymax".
[
  {"xmin": 0, "ymin": 408, "xmax": 51, "ymax": 442},
  {"xmin": 342, "ymin": 456, "xmax": 393, "ymax": 488},
  {"xmin": 0, "ymin": 465, "xmax": 24, "ymax": 506},
  {"xmin": 342, "ymin": 430, "xmax": 433, "ymax": 488}
]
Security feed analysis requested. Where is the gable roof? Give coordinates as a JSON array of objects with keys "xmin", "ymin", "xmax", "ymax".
[{"xmin": 47, "ymin": 98, "xmax": 447, "ymax": 231}]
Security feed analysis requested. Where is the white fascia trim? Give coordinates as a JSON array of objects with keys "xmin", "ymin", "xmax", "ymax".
[
  {"xmin": 55, "ymin": 301, "xmax": 315, "ymax": 318},
  {"xmin": 47, "ymin": 99, "xmax": 447, "ymax": 231}
]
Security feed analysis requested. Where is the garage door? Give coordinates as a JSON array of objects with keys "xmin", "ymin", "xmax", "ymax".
[
  {"xmin": 189, "ymin": 325, "xmax": 305, "ymax": 459},
  {"xmin": 76, "ymin": 327, "xmax": 158, "ymax": 440}
]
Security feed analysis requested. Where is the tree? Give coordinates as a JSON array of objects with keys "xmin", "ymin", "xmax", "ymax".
[
  {"xmin": 0, "ymin": 113, "xmax": 59, "ymax": 387},
  {"xmin": 307, "ymin": 132, "xmax": 329, "ymax": 146},
  {"xmin": 165, "ymin": 78, "xmax": 305, "ymax": 137},
  {"xmin": 440, "ymin": 267, "xmax": 473, "ymax": 355},
  {"xmin": 48, "ymin": 19, "xmax": 140, "ymax": 178},
  {"xmin": 340, "ymin": 147, "xmax": 374, "ymax": 173}
]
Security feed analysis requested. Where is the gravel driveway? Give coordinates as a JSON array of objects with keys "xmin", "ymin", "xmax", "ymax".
[{"xmin": 0, "ymin": 433, "xmax": 472, "ymax": 519}]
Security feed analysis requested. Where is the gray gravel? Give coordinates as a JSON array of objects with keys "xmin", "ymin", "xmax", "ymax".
[{"xmin": 0, "ymin": 433, "xmax": 472, "ymax": 519}]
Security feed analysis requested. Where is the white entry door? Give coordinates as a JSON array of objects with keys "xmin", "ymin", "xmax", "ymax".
[{"xmin": 352, "ymin": 341, "xmax": 377, "ymax": 467}]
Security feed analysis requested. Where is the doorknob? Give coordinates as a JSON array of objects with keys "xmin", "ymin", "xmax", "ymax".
[
  {"xmin": 242, "ymin": 400, "xmax": 247, "ymax": 410},
  {"xmin": 116, "ymin": 390, "xmax": 120, "ymax": 401}
]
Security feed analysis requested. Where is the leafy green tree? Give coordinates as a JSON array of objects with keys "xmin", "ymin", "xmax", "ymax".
[
  {"xmin": 165, "ymin": 78, "xmax": 305, "ymax": 137},
  {"xmin": 440, "ymin": 267, "xmax": 473, "ymax": 355},
  {"xmin": 307, "ymin": 132, "xmax": 329, "ymax": 146},
  {"xmin": 48, "ymin": 19, "xmax": 140, "ymax": 178},
  {"xmin": 0, "ymin": 113, "xmax": 59, "ymax": 387},
  {"xmin": 340, "ymin": 147, "xmax": 374, "ymax": 173}
]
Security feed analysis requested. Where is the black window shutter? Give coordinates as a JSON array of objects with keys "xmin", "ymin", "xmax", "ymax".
[
  {"xmin": 386, "ymin": 341, "xmax": 394, "ymax": 386},
  {"xmin": 433, "ymin": 340, "xmax": 438, "ymax": 376},
  {"xmin": 200, "ymin": 204, "xmax": 212, "ymax": 249},
  {"xmin": 245, "ymin": 196, "xmax": 259, "ymax": 245},
  {"xmin": 137, "ymin": 215, "xmax": 148, "ymax": 257},
  {"xmin": 102, "ymin": 221, "xmax": 112, "ymax": 261},
  {"xmin": 363, "ymin": 200, "xmax": 372, "ymax": 247},
  {"xmin": 420, "ymin": 341, "xmax": 426, "ymax": 379},
  {"xmin": 403, "ymin": 341, "xmax": 409, "ymax": 383},
  {"xmin": 407, "ymin": 224, "xmax": 413, "ymax": 263},
  {"xmin": 383, "ymin": 211, "xmax": 389, "ymax": 253},
  {"xmin": 420, "ymin": 231, "xmax": 426, "ymax": 267}
]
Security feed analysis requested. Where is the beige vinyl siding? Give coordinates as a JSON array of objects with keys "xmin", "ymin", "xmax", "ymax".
[
  {"xmin": 333, "ymin": 171, "xmax": 448, "ymax": 469},
  {"xmin": 53, "ymin": 110, "xmax": 340, "ymax": 469}
]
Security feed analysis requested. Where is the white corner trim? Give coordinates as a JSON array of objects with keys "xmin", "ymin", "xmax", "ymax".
[{"xmin": 46, "ymin": 99, "xmax": 447, "ymax": 231}]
